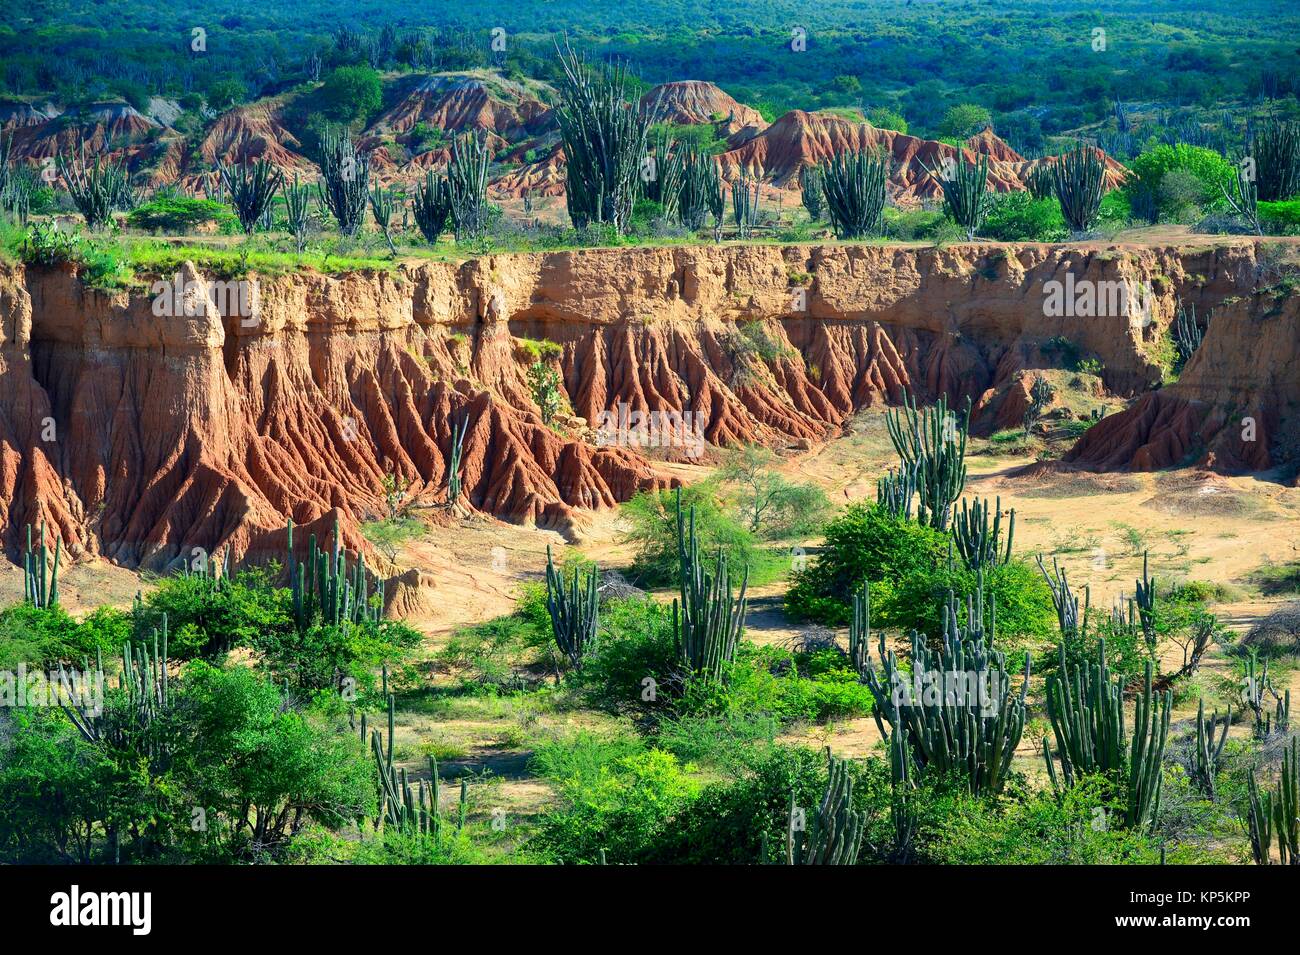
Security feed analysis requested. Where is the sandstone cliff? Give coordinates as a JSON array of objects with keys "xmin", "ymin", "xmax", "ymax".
[{"xmin": 0, "ymin": 239, "xmax": 1285, "ymax": 569}]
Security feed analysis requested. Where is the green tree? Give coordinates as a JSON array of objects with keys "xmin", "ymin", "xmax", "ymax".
[
  {"xmin": 938, "ymin": 103, "xmax": 992, "ymax": 139},
  {"xmin": 318, "ymin": 65, "xmax": 383, "ymax": 125}
]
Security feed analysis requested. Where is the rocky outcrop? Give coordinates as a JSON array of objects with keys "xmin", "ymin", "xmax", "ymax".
[
  {"xmin": 641, "ymin": 81, "xmax": 768, "ymax": 136},
  {"xmin": 1, "ymin": 239, "xmax": 1277, "ymax": 568},
  {"xmin": 1066, "ymin": 247, "xmax": 1300, "ymax": 474}
]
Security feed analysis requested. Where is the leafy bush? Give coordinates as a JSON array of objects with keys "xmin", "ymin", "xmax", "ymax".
[
  {"xmin": 1124, "ymin": 144, "xmax": 1234, "ymax": 222},
  {"xmin": 0, "ymin": 604, "xmax": 129, "ymax": 668},
  {"xmin": 250, "ymin": 617, "xmax": 421, "ymax": 692},
  {"xmin": 1260, "ymin": 199, "xmax": 1300, "ymax": 234},
  {"xmin": 126, "ymin": 196, "xmax": 238, "ymax": 233},
  {"xmin": 317, "ymin": 65, "xmax": 383, "ymax": 124},
  {"xmin": 572, "ymin": 596, "xmax": 680, "ymax": 715},
  {"xmin": 982, "ymin": 192, "xmax": 1068, "ymax": 242},
  {"xmin": 641, "ymin": 744, "xmax": 892, "ymax": 864},
  {"xmin": 136, "ymin": 565, "xmax": 293, "ymax": 659},
  {"xmin": 530, "ymin": 739, "xmax": 699, "ymax": 864},
  {"xmin": 622, "ymin": 482, "xmax": 765, "ymax": 587}
]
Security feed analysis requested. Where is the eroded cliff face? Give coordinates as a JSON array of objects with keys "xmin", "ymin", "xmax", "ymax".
[{"xmin": 0, "ymin": 238, "xmax": 1283, "ymax": 568}]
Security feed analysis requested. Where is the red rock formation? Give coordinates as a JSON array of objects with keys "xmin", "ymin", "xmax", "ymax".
[
  {"xmin": 372, "ymin": 75, "xmax": 552, "ymax": 141},
  {"xmin": 197, "ymin": 100, "xmax": 313, "ymax": 171},
  {"xmin": 640, "ymin": 81, "xmax": 768, "ymax": 136},
  {"xmin": 1, "ymin": 240, "xmax": 1273, "ymax": 568}
]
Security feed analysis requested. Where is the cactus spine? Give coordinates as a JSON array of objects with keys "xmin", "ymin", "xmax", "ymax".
[
  {"xmin": 884, "ymin": 391, "xmax": 970, "ymax": 531},
  {"xmin": 673, "ymin": 488, "xmax": 748, "ymax": 680},
  {"xmin": 545, "ymin": 545, "xmax": 599, "ymax": 670}
]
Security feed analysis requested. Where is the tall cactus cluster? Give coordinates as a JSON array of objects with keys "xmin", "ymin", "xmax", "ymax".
[
  {"xmin": 317, "ymin": 127, "xmax": 370, "ymax": 236},
  {"xmin": 730, "ymin": 174, "xmax": 761, "ymax": 238},
  {"xmin": 286, "ymin": 518, "xmax": 383, "ymax": 633},
  {"xmin": 926, "ymin": 153, "xmax": 992, "ymax": 240},
  {"xmin": 1051, "ymin": 146, "xmax": 1107, "ymax": 233},
  {"xmin": 1133, "ymin": 551, "xmax": 1157, "ymax": 652},
  {"xmin": 1249, "ymin": 117, "xmax": 1300, "ymax": 203},
  {"xmin": 368, "ymin": 182, "xmax": 399, "ymax": 254},
  {"xmin": 446, "ymin": 132, "xmax": 491, "ymax": 241},
  {"xmin": 445, "ymin": 414, "xmax": 469, "ymax": 506},
  {"xmin": 821, "ymin": 150, "xmax": 888, "ymax": 239},
  {"xmin": 673, "ymin": 488, "xmax": 749, "ymax": 681},
  {"xmin": 677, "ymin": 146, "xmax": 718, "ymax": 232},
  {"xmin": 876, "ymin": 462, "xmax": 918, "ymax": 520},
  {"xmin": 283, "ymin": 173, "xmax": 313, "ymax": 253},
  {"xmin": 799, "ymin": 165, "xmax": 824, "ymax": 221},
  {"xmin": 218, "ymin": 158, "xmax": 284, "ymax": 235},
  {"xmin": 1037, "ymin": 553, "xmax": 1090, "ymax": 640},
  {"xmin": 1191, "ymin": 699, "xmax": 1230, "ymax": 800},
  {"xmin": 952, "ymin": 496, "xmax": 1014, "ymax": 572},
  {"xmin": 366, "ymin": 690, "xmax": 466, "ymax": 840},
  {"xmin": 545, "ymin": 545, "xmax": 599, "ymax": 670},
  {"xmin": 413, "ymin": 170, "xmax": 453, "ymax": 244},
  {"xmin": 884, "ymin": 391, "xmax": 970, "ymax": 532},
  {"xmin": 58, "ymin": 145, "xmax": 135, "ymax": 230},
  {"xmin": 1242, "ymin": 650, "xmax": 1290, "ymax": 739},
  {"xmin": 784, "ymin": 748, "xmax": 866, "ymax": 865},
  {"xmin": 852, "ymin": 578, "xmax": 1031, "ymax": 797},
  {"xmin": 1042, "ymin": 641, "xmax": 1172, "ymax": 831},
  {"xmin": 1245, "ymin": 737, "xmax": 1299, "ymax": 865},
  {"xmin": 641, "ymin": 127, "xmax": 684, "ymax": 222},
  {"xmin": 553, "ymin": 41, "xmax": 652, "ymax": 234},
  {"xmin": 23, "ymin": 521, "xmax": 60, "ymax": 609},
  {"xmin": 1173, "ymin": 300, "xmax": 1208, "ymax": 367}
]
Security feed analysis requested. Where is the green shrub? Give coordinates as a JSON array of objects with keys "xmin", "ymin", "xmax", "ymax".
[
  {"xmin": 785, "ymin": 503, "xmax": 948, "ymax": 625},
  {"xmin": 1124, "ymin": 144, "xmax": 1234, "ymax": 222},
  {"xmin": 317, "ymin": 65, "xmax": 383, "ymax": 125},
  {"xmin": 982, "ymin": 192, "xmax": 1068, "ymax": 242},
  {"xmin": 136, "ymin": 565, "xmax": 293, "ymax": 659},
  {"xmin": 1260, "ymin": 199, "xmax": 1300, "ymax": 234},
  {"xmin": 0, "ymin": 604, "xmax": 129, "ymax": 668},
  {"xmin": 622, "ymin": 482, "xmax": 765, "ymax": 587},
  {"xmin": 641, "ymin": 744, "xmax": 892, "ymax": 865},
  {"xmin": 126, "ymin": 196, "xmax": 238, "ymax": 233},
  {"xmin": 530, "ymin": 741, "xmax": 699, "ymax": 864},
  {"xmin": 572, "ymin": 596, "xmax": 679, "ymax": 715},
  {"xmin": 250, "ymin": 617, "xmax": 421, "ymax": 692}
]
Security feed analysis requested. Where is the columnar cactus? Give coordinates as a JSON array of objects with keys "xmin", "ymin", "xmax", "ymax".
[
  {"xmin": 677, "ymin": 146, "xmax": 717, "ymax": 233},
  {"xmin": 445, "ymin": 414, "xmax": 469, "ymax": 507},
  {"xmin": 1173, "ymin": 300, "xmax": 1208, "ymax": 366},
  {"xmin": 952, "ymin": 496, "xmax": 1015, "ymax": 571},
  {"xmin": 553, "ymin": 40, "xmax": 653, "ymax": 234},
  {"xmin": 218, "ymin": 158, "xmax": 283, "ymax": 234},
  {"xmin": 545, "ymin": 545, "xmax": 599, "ymax": 670},
  {"xmin": 853, "ymin": 577, "xmax": 1030, "ymax": 796},
  {"xmin": 641, "ymin": 127, "xmax": 684, "ymax": 222},
  {"xmin": 799, "ymin": 165, "xmax": 824, "ymax": 221},
  {"xmin": 317, "ymin": 127, "xmax": 370, "ymax": 236},
  {"xmin": 1248, "ymin": 118, "xmax": 1300, "ymax": 202},
  {"xmin": 673, "ymin": 488, "xmax": 748, "ymax": 680},
  {"xmin": 58, "ymin": 144, "xmax": 133, "ymax": 230},
  {"xmin": 283, "ymin": 173, "xmax": 313, "ymax": 253},
  {"xmin": 1036, "ymin": 554, "xmax": 1090, "ymax": 640},
  {"xmin": 1042, "ymin": 641, "xmax": 1172, "ymax": 831},
  {"xmin": 876, "ymin": 463, "xmax": 918, "ymax": 520},
  {"xmin": 925, "ymin": 152, "xmax": 991, "ymax": 240},
  {"xmin": 447, "ymin": 132, "xmax": 490, "ymax": 241},
  {"xmin": 368, "ymin": 182, "xmax": 399, "ymax": 255},
  {"xmin": 1051, "ymin": 146, "xmax": 1107, "ymax": 233},
  {"xmin": 23, "ymin": 521, "xmax": 60, "ymax": 609},
  {"xmin": 1191, "ymin": 698, "xmax": 1230, "ymax": 800},
  {"xmin": 1134, "ymin": 551, "xmax": 1157, "ymax": 653},
  {"xmin": 730, "ymin": 174, "xmax": 761, "ymax": 239},
  {"xmin": 821, "ymin": 150, "xmax": 888, "ymax": 239},
  {"xmin": 785, "ymin": 747, "xmax": 866, "ymax": 865},
  {"xmin": 286, "ymin": 518, "xmax": 383, "ymax": 633},
  {"xmin": 884, "ymin": 391, "xmax": 970, "ymax": 531},
  {"xmin": 413, "ymin": 170, "xmax": 453, "ymax": 244}
]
